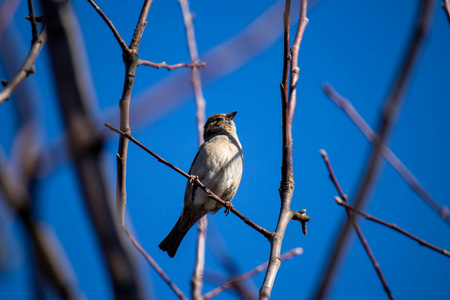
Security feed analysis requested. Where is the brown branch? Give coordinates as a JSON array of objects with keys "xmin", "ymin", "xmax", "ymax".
[
  {"xmin": 260, "ymin": 1, "xmax": 309, "ymax": 299},
  {"xmin": 322, "ymin": 82, "xmax": 450, "ymax": 226},
  {"xmin": 86, "ymin": 0, "xmax": 128, "ymax": 52},
  {"xmin": 104, "ymin": 123, "xmax": 274, "ymax": 239},
  {"xmin": 124, "ymin": 229, "xmax": 188, "ymax": 300},
  {"xmin": 314, "ymin": 1, "xmax": 436, "ymax": 298},
  {"xmin": 40, "ymin": 0, "xmax": 143, "ymax": 298},
  {"xmin": 0, "ymin": 151, "xmax": 81, "ymax": 300},
  {"xmin": 334, "ymin": 197, "xmax": 450, "ymax": 259},
  {"xmin": 116, "ymin": 0, "xmax": 153, "ymax": 227},
  {"xmin": 0, "ymin": 28, "xmax": 47, "ymax": 104},
  {"xmin": 137, "ymin": 59, "xmax": 206, "ymax": 71},
  {"xmin": 202, "ymin": 247, "xmax": 303, "ymax": 299},
  {"xmin": 320, "ymin": 150, "xmax": 394, "ymax": 299},
  {"xmin": 443, "ymin": 0, "xmax": 450, "ymax": 26}
]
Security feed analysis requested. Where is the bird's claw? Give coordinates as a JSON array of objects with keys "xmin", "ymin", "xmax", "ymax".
[
  {"xmin": 224, "ymin": 201, "xmax": 233, "ymax": 216},
  {"xmin": 189, "ymin": 175, "xmax": 199, "ymax": 185}
]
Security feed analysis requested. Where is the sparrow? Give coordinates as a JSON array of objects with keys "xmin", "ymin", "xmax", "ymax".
[{"xmin": 159, "ymin": 111, "xmax": 244, "ymax": 257}]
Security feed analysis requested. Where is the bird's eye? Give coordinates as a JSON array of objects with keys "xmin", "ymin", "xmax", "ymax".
[{"xmin": 216, "ymin": 117, "xmax": 224, "ymax": 123}]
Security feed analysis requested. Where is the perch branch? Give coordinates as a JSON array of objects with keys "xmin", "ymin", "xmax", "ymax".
[
  {"xmin": 314, "ymin": 1, "xmax": 436, "ymax": 298},
  {"xmin": 259, "ymin": 1, "xmax": 309, "ymax": 299},
  {"xmin": 105, "ymin": 123, "xmax": 274, "ymax": 239},
  {"xmin": 320, "ymin": 150, "xmax": 394, "ymax": 299},
  {"xmin": 322, "ymin": 82, "xmax": 450, "ymax": 226}
]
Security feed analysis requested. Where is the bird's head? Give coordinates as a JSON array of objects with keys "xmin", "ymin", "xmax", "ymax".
[{"xmin": 203, "ymin": 111, "xmax": 237, "ymax": 141}]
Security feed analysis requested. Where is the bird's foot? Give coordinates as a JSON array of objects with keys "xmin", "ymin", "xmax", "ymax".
[
  {"xmin": 224, "ymin": 201, "xmax": 233, "ymax": 216},
  {"xmin": 189, "ymin": 175, "xmax": 199, "ymax": 185}
]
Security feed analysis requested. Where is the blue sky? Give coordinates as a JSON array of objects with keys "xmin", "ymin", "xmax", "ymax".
[{"xmin": 1, "ymin": 0, "xmax": 450, "ymax": 299}]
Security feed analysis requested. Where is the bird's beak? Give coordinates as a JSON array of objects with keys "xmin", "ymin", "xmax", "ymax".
[{"xmin": 227, "ymin": 111, "xmax": 237, "ymax": 120}]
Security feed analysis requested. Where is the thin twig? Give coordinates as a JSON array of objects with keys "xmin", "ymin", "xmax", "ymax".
[
  {"xmin": 0, "ymin": 29, "xmax": 47, "ymax": 104},
  {"xmin": 40, "ymin": 0, "xmax": 143, "ymax": 298},
  {"xmin": 27, "ymin": 0, "xmax": 39, "ymax": 42},
  {"xmin": 443, "ymin": 0, "xmax": 450, "ymax": 26},
  {"xmin": 260, "ymin": 1, "xmax": 309, "ymax": 299},
  {"xmin": 334, "ymin": 197, "xmax": 450, "ymax": 259},
  {"xmin": 314, "ymin": 1, "xmax": 436, "ymax": 298},
  {"xmin": 124, "ymin": 229, "xmax": 188, "ymax": 300},
  {"xmin": 137, "ymin": 59, "xmax": 206, "ymax": 71},
  {"xmin": 202, "ymin": 247, "xmax": 303, "ymax": 299},
  {"xmin": 86, "ymin": 0, "xmax": 128, "ymax": 52},
  {"xmin": 191, "ymin": 217, "xmax": 207, "ymax": 300},
  {"xmin": 178, "ymin": 0, "xmax": 207, "ymax": 298},
  {"xmin": 320, "ymin": 150, "xmax": 394, "ymax": 299},
  {"xmin": 115, "ymin": 0, "xmax": 153, "ymax": 227},
  {"xmin": 105, "ymin": 123, "xmax": 274, "ymax": 239},
  {"xmin": 322, "ymin": 82, "xmax": 450, "ymax": 226}
]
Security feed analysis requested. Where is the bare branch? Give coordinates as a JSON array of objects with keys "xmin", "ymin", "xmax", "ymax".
[
  {"xmin": 334, "ymin": 197, "xmax": 450, "ymax": 259},
  {"xmin": 86, "ymin": 0, "xmax": 128, "ymax": 52},
  {"xmin": 322, "ymin": 82, "xmax": 450, "ymax": 226},
  {"xmin": 116, "ymin": 0, "xmax": 153, "ymax": 227},
  {"xmin": 260, "ymin": 1, "xmax": 309, "ymax": 299},
  {"xmin": 40, "ymin": 0, "xmax": 143, "ymax": 298},
  {"xmin": 314, "ymin": 1, "xmax": 436, "ymax": 298},
  {"xmin": 137, "ymin": 59, "xmax": 206, "ymax": 71},
  {"xmin": 0, "ymin": 29, "xmax": 47, "ymax": 104},
  {"xmin": 320, "ymin": 150, "xmax": 394, "ymax": 300},
  {"xmin": 125, "ymin": 229, "xmax": 188, "ymax": 300},
  {"xmin": 105, "ymin": 123, "xmax": 274, "ymax": 239},
  {"xmin": 203, "ymin": 247, "xmax": 303, "ymax": 299}
]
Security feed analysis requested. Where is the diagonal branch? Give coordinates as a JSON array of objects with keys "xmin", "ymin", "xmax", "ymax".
[
  {"xmin": 322, "ymin": 82, "xmax": 450, "ymax": 226},
  {"xmin": 334, "ymin": 197, "xmax": 450, "ymax": 259},
  {"xmin": 320, "ymin": 150, "xmax": 394, "ymax": 299},
  {"xmin": 202, "ymin": 247, "xmax": 303, "ymax": 299},
  {"xmin": 260, "ymin": 1, "xmax": 309, "ymax": 299},
  {"xmin": 125, "ymin": 229, "xmax": 188, "ymax": 300},
  {"xmin": 314, "ymin": 1, "xmax": 436, "ymax": 298},
  {"xmin": 105, "ymin": 123, "xmax": 274, "ymax": 239},
  {"xmin": 86, "ymin": 0, "xmax": 128, "ymax": 52}
]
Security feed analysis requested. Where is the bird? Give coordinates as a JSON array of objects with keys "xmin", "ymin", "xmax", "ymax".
[{"xmin": 159, "ymin": 111, "xmax": 243, "ymax": 257}]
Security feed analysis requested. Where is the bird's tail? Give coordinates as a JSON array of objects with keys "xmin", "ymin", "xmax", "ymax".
[{"xmin": 158, "ymin": 216, "xmax": 190, "ymax": 258}]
